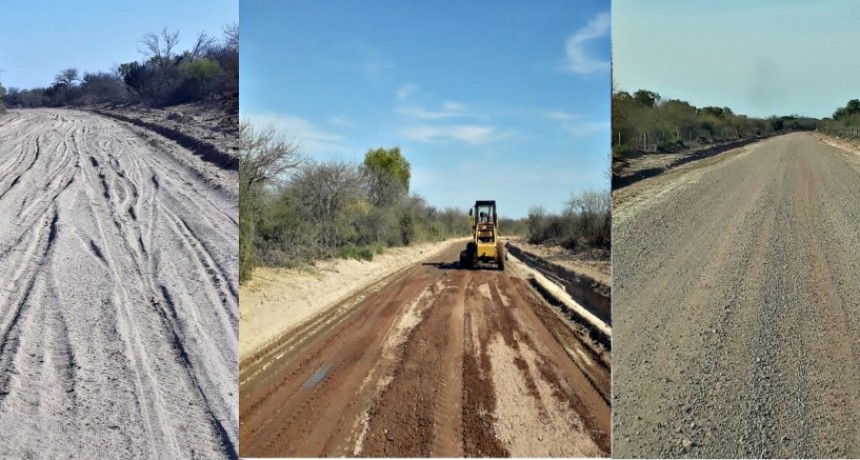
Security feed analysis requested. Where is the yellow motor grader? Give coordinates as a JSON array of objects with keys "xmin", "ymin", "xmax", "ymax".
[{"xmin": 459, "ymin": 200, "xmax": 505, "ymax": 270}]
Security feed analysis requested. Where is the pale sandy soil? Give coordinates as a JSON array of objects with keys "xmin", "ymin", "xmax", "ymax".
[
  {"xmin": 0, "ymin": 109, "xmax": 237, "ymax": 458},
  {"xmin": 239, "ymin": 239, "xmax": 464, "ymax": 360}
]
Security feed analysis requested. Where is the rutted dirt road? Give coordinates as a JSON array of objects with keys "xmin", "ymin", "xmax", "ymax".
[
  {"xmin": 239, "ymin": 243, "xmax": 610, "ymax": 457},
  {"xmin": 0, "ymin": 110, "xmax": 238, "ymax": 458},
  {"xmin": 613, "ymin": 132, "xmax": 860, "ymax": 458}
]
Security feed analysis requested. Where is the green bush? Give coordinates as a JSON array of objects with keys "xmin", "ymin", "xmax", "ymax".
[
  {"xmin": 338, "ymin": 244, "xmax": 374, "ymax": 261},
  {"xmin": 171, "ymin": 58, "xmax": 223, "ymax": 104}
]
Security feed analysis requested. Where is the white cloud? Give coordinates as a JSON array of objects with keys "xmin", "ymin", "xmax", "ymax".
[
  {"xmin": 401, "ymin": 124, "xmax": 497, "ymax": 144},
  {"xmin": 563, "ymin": 120, "xmax": 610, "ymax": 137},
  {"xmin": 320, "ymin": 44, "xmax": 395, "ymax": 83},
  {"xmin": 396, "ymin": 83, "xmax": 418, "ymax": 100},
  {"xmin": 242, "ymin": 112, "xmax": 350, "ymax": 155},
  {"xmin": 544, "ymin": 111, "xmax": 609, "ymax": 137},
  {"xmin": 545, "ymin": 110, "xmax": 580, "ymax": 121},
  {"xmin": 443, "ymin": 101, "xmax": 467, "ymax": 112},
  {"xmin": 394, "ymin": 95, "xmax": 498, "ymax": 144},
  {"xmin": 565, "ymin": 12, "xmax": 610, "ymax": 74},
  {"xmin": 328, "ymin": 115, "xmax": 355, "ymax": 128},
  {"xmin": 395, "ymin": 104, "xmax": 470, "ymax": 120}
]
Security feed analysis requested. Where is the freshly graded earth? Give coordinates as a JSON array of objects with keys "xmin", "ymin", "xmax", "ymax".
[
  {"xmin": 613, "ymin": 133, "xmax": 860, "ymax": 458},
  {"xmin": 239, "ymin": 242, "xmax": 610, "ymax": 457},
  {"xmin": 0, "ymin": 109, "xmax": 238, "ymax": 458}
]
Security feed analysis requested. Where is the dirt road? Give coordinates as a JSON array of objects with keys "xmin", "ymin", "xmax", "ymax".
[
  {"xmin": 239, "ymin": 243, "xmax": 609, "ymax": 457},
  {"xmin": 0, "ymin": 110, "xmax": 238, "ymax": 458},
  {"xmin": 613, "ymin": 133, "xmax": 860, "ymax": 457}
]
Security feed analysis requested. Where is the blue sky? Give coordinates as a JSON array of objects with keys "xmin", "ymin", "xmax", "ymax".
[
  {"xmin": 241, "ymin": 0, "xmax": 610, "ymax": 218},
  {"xmin": 614, "ymin": 0, "xmax": 860, "ymax": 119},
  {"xmin": 0, "ymin": 0, "xmax": 237, "ymax": 89}
]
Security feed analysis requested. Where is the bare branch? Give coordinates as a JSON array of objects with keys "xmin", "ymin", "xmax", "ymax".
[
  {"xmin": 239, "ymin": 121, "xmax": 304, "ymax": 188},
  {"xmin": 190, "ymin": 31, "xmax": 216, "ymax": 59},
  {"xmin": 138, "ymin": 27, "xmax": 181, "ymax": 60},
  {"xmin": 223, "ymin": 22, "xmax": 239, "ymax": 49}
]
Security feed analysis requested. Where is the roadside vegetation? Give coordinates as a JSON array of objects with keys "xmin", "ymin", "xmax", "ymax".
[
  {"xmin": 612, "ymin": 88, "xmax": 818, "ymax": 159},
  {"xmin": 526, "ymin": 190, "xmax": 611, "ymax": 257},
  {"xmin": 239, "ymin": 122, "xmax": 478, "ymax": 282},
  {"xmin": 819, "ymin": 99, "xmax": 860, "ymax": 138},
  {"xmin": 2, "ymin": 25, "xmax": 238, "ymax": 109}
]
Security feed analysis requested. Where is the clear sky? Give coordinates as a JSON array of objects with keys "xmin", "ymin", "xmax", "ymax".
[
  {"xmin": 0, "ymin": 0, "xmax": 238, "ymax": 90},
  {"xmin": 613, "ymin": 0, "xmax": 860, "ymax": 119},
  {"xmin": 241, "ymin": 0, "xmax": 610, "ymax": 218}
]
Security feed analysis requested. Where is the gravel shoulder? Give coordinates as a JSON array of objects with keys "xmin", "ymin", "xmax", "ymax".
[
  {"xmin": 0, "ymin": 109, "xmax": 238, "ymax": 458},
  {"xmin": 613, "ymin": 132, "xmax": 860, "ymax": 457}
]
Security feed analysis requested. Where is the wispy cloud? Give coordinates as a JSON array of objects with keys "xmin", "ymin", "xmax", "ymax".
[
  {"xmin": 564, "ymin": 12, "xmax": 610, "ymax": 74},
  {"xmin": 400, "ymin": 124, "xmax": 498, "ymax": 144},
  {"xmin": 319, "ymin": 43, "xmax": 395, "ymax": 83},
  {"xmin": 396, "ymin": 83, "xmax": 418, "ymax": 100},
  {"xmin": 395, "ymin": 102, "xmax": 468, "ymax": 120},
  {"xmin": 544, "ymin": 111, "xmax": 609, "ymax": 137},
  {"xmin": 393, "ymin": 89, "xmax": 508, "ymax": 144},
  {"xmin": 443, "ymin": 101, "xmax": 466, "ymax": 111},
  {"xmin": 328, "ymin": 115, "xmax": 356, "ymax": 128},
  {"xmin": 243, "ymin": 112, "xmax": 350, "ymax": 155}
]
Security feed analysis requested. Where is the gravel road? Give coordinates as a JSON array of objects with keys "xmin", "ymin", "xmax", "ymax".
[
  {"xmin": 239, "ymin": 242, "xmax": 609, "ymax": 457},
  {"xmin": 613, "ymin": 133, "xmax": 860, "ymax": 457},
  {"xmin": 0, "ymin": 109, "xmax": 238, "ymax": 458}
]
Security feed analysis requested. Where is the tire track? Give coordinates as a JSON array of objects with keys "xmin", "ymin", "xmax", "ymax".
[
  {"xmin": 239, "ymin": 243, "xmax": 609, "ymax": 457},
  {"xmin": 0, "ymin": 109, "xmax": 238, "ymax": 459},
  {"xmin": 614, "ymin": 133, "xmax": 860, "ymax": 457}
]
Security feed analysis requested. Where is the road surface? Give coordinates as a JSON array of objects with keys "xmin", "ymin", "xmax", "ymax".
[
  {"xmin": 0, "ymin": 110, "xmax": 238, "ymax": 458},
  {"xmin": 614, "ymin": 133, "xmax": 860, "ymax": 457},
  {"xmin": 239, "ymin": 242, "xmax": 610, "ymax": 457}
]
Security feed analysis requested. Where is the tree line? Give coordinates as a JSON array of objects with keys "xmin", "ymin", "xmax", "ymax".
[
  {"xmin": 526, "ymin": 190, "xmax": 611, "ymax": 254},
  {"xmin": 819, "ymin": 99, "xmax": 860, "ymax": 138},
  {"xmin": 238, "ymin": 122, "xmax": 609, "ymax": 283},
  {"xmin": 612, "ymin": 89, "xmax": 818, "ymax": 158},
  {"xmin": 239, "ymin": 123, "xmax": 480, "ymax": 282},
  {"xmin": 2, "ymin": 25, "xmax": 238, "ymax": 109}
]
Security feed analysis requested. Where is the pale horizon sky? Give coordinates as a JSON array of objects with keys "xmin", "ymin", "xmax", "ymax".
[
  {"xmin": 0, "ymin": 0, "xmax": 237, "ymax": 90},
  {"xmin": 241, "ymin": 0, "xmax": 611, "ymax": 218},
  {"xmin": 613, "ymin": 0, "xmax": 860, "ymax": 119}
]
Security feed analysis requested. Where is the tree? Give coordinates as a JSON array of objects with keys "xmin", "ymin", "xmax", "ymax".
[
  {"xmin": 81, "ymin": 71, "xmax": 126, "ymax": 103},
  {"xmin": 239, "ymin": 122, "xmax": 303, "ymax": 281},
  {"xmin": 287, "ymin": 162, "xmax": 363, "ymax": 250},
  {"xmin": 633, "ymin": 89, "xmax": 661, "ymax": 108},
  {"xmin": 189, "ymin": 31, "xmax": 217, "ymax": 59},
  {"xmin": 223, "ymin": 22, "xmax": 239, "ymax": 50},
  {"xmin": 139, "ymin": 27, "xmax": 181, "ymax": 62},
  {"xmin": 834, "ymin": 99, "xmax": 860, "ymax": 120},
  {"xmin": 54, "ymin": 68, "xmax": 80, "ymax": 87},
  {"xmin": 362, "ymin": 147, "xmax": 411, "ymax": 207}
]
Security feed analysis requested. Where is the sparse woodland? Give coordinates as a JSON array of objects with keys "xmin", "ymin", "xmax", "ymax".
[
  {"xmin": 612, "ymin": 89, "xmax": 819, "ymax": 159},
  {"xmin": 525, "ymin": 190, "xmax": 611, "ymax": 255},
  {"xmin": 2, "ymin": 25, "xmax": 238, "ymax": 109},
  {"xmin": 819, "ymin": 99, "xmax": 860, "ymax": 138},
  {"xmin": 239, "ymin": 123, "xmax": 479, "ymax": 282}
]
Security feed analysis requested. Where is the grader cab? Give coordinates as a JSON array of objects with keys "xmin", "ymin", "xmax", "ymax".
[{"xmin": 459, "ymin": 200, "xmax": 505, "ymax": 270}]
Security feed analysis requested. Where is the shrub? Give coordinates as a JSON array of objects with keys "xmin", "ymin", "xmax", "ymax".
[{"xmin": 338, "ymin": 244, "xmax": 374, "ymax": 261}]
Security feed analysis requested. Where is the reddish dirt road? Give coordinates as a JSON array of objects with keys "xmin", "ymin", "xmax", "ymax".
[{"xmin": 239, "ymin": 243, "xmax": 609, "ymax": 457}]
